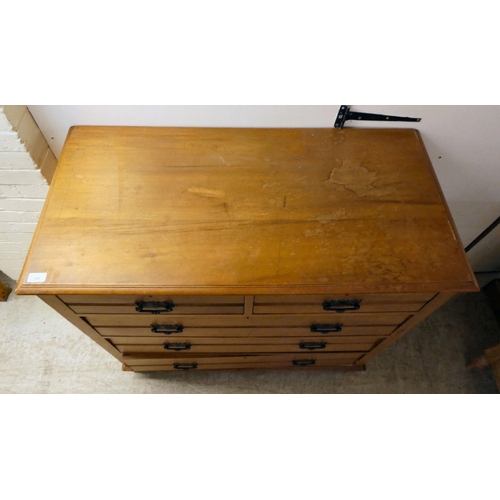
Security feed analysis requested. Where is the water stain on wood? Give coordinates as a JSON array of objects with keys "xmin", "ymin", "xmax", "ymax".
[{"xmin": 326, "ymin": 160, "xmax": 394, "ymax": 197}]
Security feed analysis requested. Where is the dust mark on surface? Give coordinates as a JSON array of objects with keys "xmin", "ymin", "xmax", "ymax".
[
  {"xmin": 263, "ymin": 182, "xmax": 280, "ymax": 189},
  {"xmin": 219, "ymin": 155, "xmax": 228, "ymax": 165},
  {"xmin": 325, "ymin": 160, "xmax": 394, "ymax": 197},
  {"xmin": 187, "ymin": 187, "xmax": 226, "ymax": 198}
]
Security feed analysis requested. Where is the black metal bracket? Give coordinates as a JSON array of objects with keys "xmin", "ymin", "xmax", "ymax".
[{"xmin": 334, "ymin": 105, "xmax": 421, "ymax": 129}]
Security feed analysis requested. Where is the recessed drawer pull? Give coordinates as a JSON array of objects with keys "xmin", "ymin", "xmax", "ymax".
[
  {"xmin": 292, "ymin": 359, "xmax": 316, "ymax": 367},
  {"xmin": 310, "ymin": 323, "xmax": 343, "ymax": 334},
  {"xmin": 299, "ymin": 341, "xmax": 327, "ymax": 350},
  {"xmin": 164, "ymin": 342, "xmax": 192, "ymax": 351},
  {"xmin": 173, "ymin": 363, "xmax": 198, "ymax": 370},
  {"xmin": 150, "ymin": 324, "xmax": 184, "ymax": 335},
  {"xmin": 135, "ymin": 301, "xmax": 175, "ymax": 314},
  {"xmin": 322, "ymin": 299, "xmax": 361, "ymax": 312}
]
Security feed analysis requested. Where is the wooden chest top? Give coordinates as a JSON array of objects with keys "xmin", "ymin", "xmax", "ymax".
[{"xmin": 17, "ymin": 126, "xmax": 477, "ymax": 295}]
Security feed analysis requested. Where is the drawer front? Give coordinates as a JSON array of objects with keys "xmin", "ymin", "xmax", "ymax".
[
  {"xmin": 253, "ymin": 293, "xmax": 436, "ymax": 304},
  {"xmin": 61, "ymin": 295, "xmax": 245, "ymax": 304},
  {"xmin": 59, "ymin": 295, "xmax": 245, "ymax": 315},
  {"xmin": 70, "ymin": 304, "xmax": 244, "ymax": 314},
  {"xmin": 85, "ymin": 312, "xmax": 412, "ymax": 328},
  {"xmin": 253, "ymin": 293, "xmax": 435, "ymax": 314},
  {"xmin": 254, "ymin": 303, "xmax": 425, "ymax": 314},
  {"xmin": 111, "ymin": 335, "xmax": 383, "ymax": 354},
  {"xmin": 130, "ymin": 360, "xmax": 363, "ymax": 372},
  {"xmin": 97, "ymin": 325, "xmax": 396, "ymax": 338},
  {"xmin": 122, "ymin": 352, "xmax": 363, "ymax": 367}
]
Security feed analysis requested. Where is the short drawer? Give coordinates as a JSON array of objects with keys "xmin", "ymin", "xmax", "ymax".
[
  {"xmin": 122, "ymin": 352, "xmax": 363, "ymax": 368},
  {"xmin": 60, "ymin": 295, "xmax": 244, "ymax": 315},
  {"xmin": 253, "ymin": 293, "xmax": 435, "ymax": 314},
  {"xmin": 96, "ymin": 325, "xmax": 396, "ymax": 338},
  {"xmin": 111, "ymin": 335, "xmax": 383, "ymax": 354}
]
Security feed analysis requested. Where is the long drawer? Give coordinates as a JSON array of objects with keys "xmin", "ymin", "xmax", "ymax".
[
  {"xmin": 97, "ymin": 325, "xmax": 396, "ymax": 338},
  {"xmin": 130, "ymin": 361, "xmax": 365, "ymax": 372},
  {"xmin": 84, "ymin": 312, "xmax": 412, "ymax": 328},
  {"xmin": 122, "ymin": 352, "xmax": 363, "ymax": 368},
  {"xmin": 110, "ymin": 335, "xmax": 383, "ymax": 354}
]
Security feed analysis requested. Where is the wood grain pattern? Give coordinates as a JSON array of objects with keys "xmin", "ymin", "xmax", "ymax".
[{"xmin": 16, "ymin": 127, "xmax": 477, "ymax": 295}]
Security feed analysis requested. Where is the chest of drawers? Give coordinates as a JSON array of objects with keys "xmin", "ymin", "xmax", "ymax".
[{"xmin": 16, "ymin": 126, "xmax": 478, "ymax": 372}]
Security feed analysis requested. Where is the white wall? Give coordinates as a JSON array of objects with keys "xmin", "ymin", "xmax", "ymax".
[{"xmin": 0, "ymin": 106, "xmax": 55, "ymax": 280}]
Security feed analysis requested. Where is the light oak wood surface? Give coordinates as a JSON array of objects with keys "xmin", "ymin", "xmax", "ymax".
[{"xmin": 16, "ymin": 127, "xmax": 477, "ymax": 295}]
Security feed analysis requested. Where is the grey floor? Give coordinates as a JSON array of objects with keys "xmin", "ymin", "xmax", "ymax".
[{"xmin": 1, "ymin": 279, "xmax": 499, "ymax": 393}]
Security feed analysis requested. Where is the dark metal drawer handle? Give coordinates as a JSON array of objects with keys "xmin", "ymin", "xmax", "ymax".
[
  {"xmin": 292, "ymin": 359, "xmax": 316, "ymax": 367},
  {"xmin": 299, "ymin": 341, "xmax": 326, "ymax": 350},
  {"xmin": 322, "ymin": 299, "xmax": 361, "ymax": 312},
  {"xmin": 164, "ymin": 342, "xmax": 191, "ymax": 351},
  {"xmin": 135, "ymin": 301, "xmax": 175, "ymax": 314},
  {"xmin": 150, "ymin": 324, "xmax": 184, "ymax": 335},
  {"xmin": 173, "ymin": 362, "xmax": 198, "ymax": 370},
  {"xmin": 310, "ymin": 323, "xmax": 343, "ymax": 334}
]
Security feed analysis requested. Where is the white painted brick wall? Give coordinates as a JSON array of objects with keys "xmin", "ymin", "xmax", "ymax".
[{"xmin": 0, "ymin": 106, "xmax": 52, "ymax": 281}]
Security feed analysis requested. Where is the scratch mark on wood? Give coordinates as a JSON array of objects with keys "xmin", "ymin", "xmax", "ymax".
[{"xmin": 187, "ymin": 187, "xmax": 225, "ymax": 198}]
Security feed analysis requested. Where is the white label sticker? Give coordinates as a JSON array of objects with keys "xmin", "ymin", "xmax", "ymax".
[{"xmin": 27, "ymin": 273, "xmax": 47, "ymax": 283}]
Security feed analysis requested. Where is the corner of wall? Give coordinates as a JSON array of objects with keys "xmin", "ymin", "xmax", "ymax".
[{"xmin": 0, "ymin": 105, "xmax": 57, "ymax": 281}]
